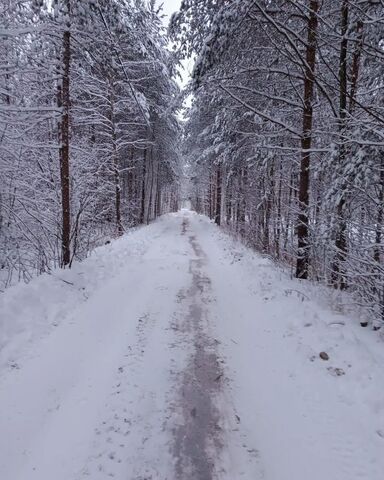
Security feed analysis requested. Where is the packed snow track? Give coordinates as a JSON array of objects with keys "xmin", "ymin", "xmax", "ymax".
[{"xmin": 1, "ymin": 210, "xmax": 383, "ymax": 480}]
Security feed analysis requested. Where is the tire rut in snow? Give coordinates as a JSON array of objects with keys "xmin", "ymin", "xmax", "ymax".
[{"xmin": 173, "ymin": 217, "xmax": 224, "ymax": 479}]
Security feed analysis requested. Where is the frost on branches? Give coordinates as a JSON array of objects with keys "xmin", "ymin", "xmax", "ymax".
[
  {"xmin": 0, "ymin": 0, "xmax": 182, "ymax": 287},
  {"xmin": 171, "ymin": 0, "xmax": 384, "ymax": 328}
]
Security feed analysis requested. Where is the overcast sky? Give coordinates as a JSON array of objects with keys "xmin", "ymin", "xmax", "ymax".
[
  {"xmin": 160, "ymin": 0, "xmax": 182, "ymax": 23},
  {"xmin": 158, "ymin": 0, "xmax": 194, "ymax": 89}
]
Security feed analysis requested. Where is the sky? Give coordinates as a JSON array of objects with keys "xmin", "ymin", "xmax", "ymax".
[
  {"xmin": 159, "ymin": 0, "xmax": 194, "ymax": 90},
  {"xmin": 158, "ymin": 0, "xmax": 193, "ymax": 116},
  {"xmin": 160, "ymin": 0, "xmax": 183, "ymax": 22}
]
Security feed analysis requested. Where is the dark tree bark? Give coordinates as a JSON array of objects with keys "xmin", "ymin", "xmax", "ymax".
[
  {"xmin": 155, "ymin": 171, "xmax": 161, "ymax": 218},
  {"xmin": 109, "ymin": 81, "xmax": 123, "ymax": 236},
  {"xmin": 226, "ymin": 172, "xmax": 232, "ymax": 225},
  {"xmin": 145, "ymin": 148, "xmax": 156, "ymax": 225},
  {"xmin": 238, "ymin": 167, "xmax": 247, "ymax": 237},
  {"xmin": 60, "ymin": 5, "xmax": 71, "ymax": 267},
  {"xmin": 295, "ymin": 0, "xmax": 319, "ymax": 279},
  {"xmin": 208, "ymin": 168, "xmax": 213, "ymax": 219},
  {"xmin": 348, "ymin": 20, "xmax": 364, "ymax": 115},
  {"xmin": 215, "ymin": 165, "xmax": 222, "ymax": 225},
  {"xmin": 264, "ymin": 160, "xmax": 274, "ymax": 254},
  {"xmin": 331, "ymin": 0, "xmax": 349, "ymax": 289},
  {"xmin": 374, "ymin": 156, "xmax": 384, "ymax": 263},
  {"xmin": 275, "ymin": 161, "xmax": 282, "ymax": 259},
  {"xmin": 140, "ymin": 148, "xmax": 147, "ymax": 224}
]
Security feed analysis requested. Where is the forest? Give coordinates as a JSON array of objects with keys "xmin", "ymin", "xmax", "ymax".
[
  {"xmin": 1, "ymin": 0, "xmax": 384, "ymax": 326},
  {"xmin": 1, "ymin": 2, "xmax": 384, "ymax": 479},
  {"xmin": 0, "ymin": 0, "xmax": 181, "ymax": 287},
  {"xmin": 172, "ymin": 0, "xmax": 384, "ymax": 327}
]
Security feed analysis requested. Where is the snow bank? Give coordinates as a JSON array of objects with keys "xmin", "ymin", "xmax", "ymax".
[
  {"xmin": 193, "ymin": 213, "xmax": 384, "ymax": 480},
  {"xmin": 0, "ymin": 220, "xmax": 164, "ymax": 371},
  {"xmin": 0, "ymin": 212, "xmax": 193, "ymax": 480}
]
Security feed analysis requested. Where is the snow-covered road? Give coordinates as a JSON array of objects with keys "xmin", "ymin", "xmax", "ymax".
[{"xmin": 1, "ymin": 210, "xmax": 383, "ymax": 480}]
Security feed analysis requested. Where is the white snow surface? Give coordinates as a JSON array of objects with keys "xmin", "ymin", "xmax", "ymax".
[{"xmin": 0, "ymin": 210, "xmax": 383, "ymax": 480}]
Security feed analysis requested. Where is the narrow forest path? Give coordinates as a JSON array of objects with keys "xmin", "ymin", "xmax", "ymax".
[{"xmin": 1, "ymin": 210, "xmax": 383, "ymax": 480}]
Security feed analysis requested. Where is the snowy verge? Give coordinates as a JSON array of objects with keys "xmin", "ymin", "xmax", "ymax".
[
  {"xmin": 0, "ymin": 218, "xmax": 168, "ymax": 372},
  {"xmin": 192, "ymin": 213, "xmax": 384, "ymax": 480}
]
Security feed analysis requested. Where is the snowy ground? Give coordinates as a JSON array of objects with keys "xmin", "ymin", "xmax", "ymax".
[{"xmin": 1, "ymin": 210, "xmax": 383, "ymax": 480}]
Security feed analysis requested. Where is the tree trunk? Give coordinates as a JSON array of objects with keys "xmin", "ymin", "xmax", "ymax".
[
  {"xmin": 145, "ymin": 149, "xmax": 156, "ymax": 224},
  {"xmin": 349, "ymin": 20, "xmax": 364, "ymax": 115},
  {"xmin": 331, "ymin": 0, "xmax": 349, "ymax": 289},
  {"xmin": 295, "ymin": 0, "xmax": 319, "ymax": 279},
  {"xmin": 60, "ymin": 10, "xmax": 71, "ymax": 267},
  {"xmin": 155, "ymin": 172, "xmax": 161, "ymax": 218},
  {"xmin": 275, "ymin": 160, "xmax": 282, "ymax": 259},
  {"xmin": 210, "ymin": 169, "xmax": 215, "ymax": 219},
  {"xmin": 238, "ymin": 167, "xmax": 247, "ymax": 237},
  {"xmin": 215, "ymin": 165, "xmax": 222, "ymax": 225},
  {"xmin": 226, "ymin": 172, "xmax": 232, "ymax": 225},
  {"xmin": 374, "ymin": 156, "xmax": 384, "ymax": 263},
  {"xmin": 140, "ymin": 149, "xmax": 147, "ymax": 224},
  {"xmin": 264, "ymin": 160, "xmax": 274, "ymax": 254},
  {"xmin": 109, "ymin": 81, "xmax": 123, "ymax": 236}
]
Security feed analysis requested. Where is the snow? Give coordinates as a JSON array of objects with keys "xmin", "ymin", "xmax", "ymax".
[
  {"xmin": 1, "ymin": 210, "xmax": 383, "ymax": 480},
  {"xmin": 195, "ymin": 216, "xmax": 384, "ymax": 479}
]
